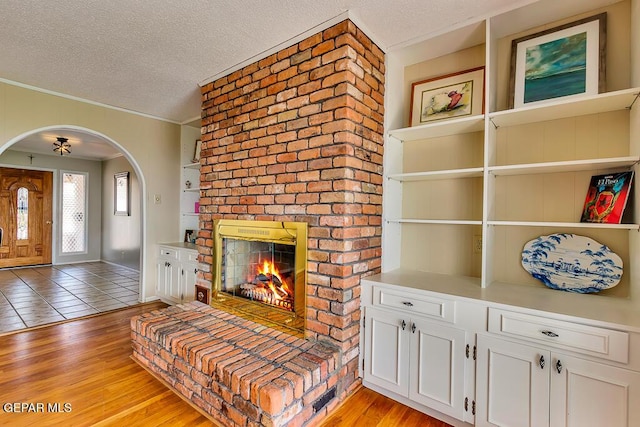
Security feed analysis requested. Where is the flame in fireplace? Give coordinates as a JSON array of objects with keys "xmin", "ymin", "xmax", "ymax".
[
  {"xmin": 258, "ymin": 260, "xmax": 283, "ymax": 287},
  {"xmin": 257, "ymin": 260, "xmax": 292, "ymax": 300}
]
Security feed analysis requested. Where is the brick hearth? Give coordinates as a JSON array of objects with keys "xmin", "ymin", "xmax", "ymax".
[{"xmin": 132, "ymin": 302, "xmax": 341, "ymax": 426}]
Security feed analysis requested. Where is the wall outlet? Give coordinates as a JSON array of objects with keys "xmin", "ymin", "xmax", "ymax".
[
  {"xmin": 473, "ymin": 235, "xmax": 482, "ymax": 254},
  {"xmin": 154, "ymin": 194, "xmax": 161, "ymax": 204}
]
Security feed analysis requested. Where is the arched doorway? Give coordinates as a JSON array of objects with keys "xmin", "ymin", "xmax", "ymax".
[{"xmin": 0, "ymin": 126, "xmax": 146, "ymax": 330}]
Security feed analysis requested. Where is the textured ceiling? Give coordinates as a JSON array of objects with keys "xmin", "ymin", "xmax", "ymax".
[{"xmin": 0, "ymin": 0, "xmax": 532, "ymax": 126}]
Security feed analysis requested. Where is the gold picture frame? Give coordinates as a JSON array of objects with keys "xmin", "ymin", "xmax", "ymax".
[{"xmin": 410, "ymin": 66, "xmax": 485, "ymax": 126}]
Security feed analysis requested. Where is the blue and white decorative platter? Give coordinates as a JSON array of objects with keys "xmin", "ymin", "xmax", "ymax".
[{"xmin": 521, "ymin": 233, "xmax": 623, "ymax": 293}]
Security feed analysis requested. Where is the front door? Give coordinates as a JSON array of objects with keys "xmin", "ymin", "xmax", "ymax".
[{"xmin": 0, "ymin": 167, "xmax": 53, "ymax": 267}]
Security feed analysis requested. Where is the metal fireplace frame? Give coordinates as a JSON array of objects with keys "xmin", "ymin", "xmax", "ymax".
[{"xmin": 212, "ymin": 219, "xmax": 307, "ymax": 327}]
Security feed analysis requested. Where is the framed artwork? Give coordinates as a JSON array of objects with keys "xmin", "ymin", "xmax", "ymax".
[
  {"xmin": 410, "ymin": 66, "xmax": 485, "ymax": 126},
  {"xmin": 192, "ymin": 139, "xmax": 202, "ymax": 163},
  {"xmin": 509, "ymin": 13, "xmax": 606, "ymax": 109},
  {"xmin": 184, "ymin": 229, "xmax": 195, "ymax": 243},
  {"xmin": 114, "ymin": 172, "xmax": 130, "ymax": 216}
]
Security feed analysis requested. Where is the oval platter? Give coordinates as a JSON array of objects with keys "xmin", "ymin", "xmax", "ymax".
[{"xmin": 521, "ymin": 233, "xmax": 623, "ymax": 293}]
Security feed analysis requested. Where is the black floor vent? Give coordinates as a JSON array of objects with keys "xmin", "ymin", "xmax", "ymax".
[{"xmin": 312, "ymin": 386, "xmax": 336, "ymax": 413}]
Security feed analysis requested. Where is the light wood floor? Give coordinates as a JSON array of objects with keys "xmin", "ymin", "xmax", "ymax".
[{"xmin": 0, "ymin": 301, "xmax": 449, "ymax": 426}]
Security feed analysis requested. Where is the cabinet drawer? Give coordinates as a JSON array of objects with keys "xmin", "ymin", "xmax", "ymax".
[
  {"xmin": 183, "ymin": 250, "xmax": 198, "ymax": 263},
  {"xmin": 158, "ymin": 246, "xmax": 179, "ymax": 259},
  {"xmin": 373, "ymin": 286, "xmax": 455, "ymax": 323},
  {"xmin": 488, "ymin": 308, "xmax": 629, "ymax": 363}
]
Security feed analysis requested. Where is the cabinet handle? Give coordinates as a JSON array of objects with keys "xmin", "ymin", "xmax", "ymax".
[
  {"xmin": 167, "ymin": 262, "xmax": 171, "ymax": 267},
  {"xmin": 194, "ymin": 268, "xmax": 198, "ymax": 274},
  {"xmin": 539, "ymin": 355, "xmax": 545, "ymax": 369},
  {"xmin": 402, "ymin": 301, "xmax": 414, "ymax": 307},
  {"xmin": 556, "ymin": 359, "xmax": 563, "ymax": 374},
  {"xmin": 541, "ymin": 330, "xmax": 559, "ymax": 338},
  {"xmin": 401, "ymin": 320, "xmax": 406, "ymax": 330},
  {"xmin": 411, "ymin": 323, "xmax": 416, "ymax": 333}
]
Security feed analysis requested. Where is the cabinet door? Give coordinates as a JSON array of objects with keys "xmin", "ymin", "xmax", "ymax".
[
  {"xmin": 363, "ymin": 306, "xmax": 410, "ymax": 396},
  {"xmin": 156, "ymin": 260, "xmax": 168, "ymax": 296},
  {"xmin": 157, "ymin": 259, "xmax": 179, "ymax": 302},
  {"xmin": 550, "ymin": 354, "xmax": 640, "ymax": 427},
  {"xmin": 476, "ymin": 335, "xmax": 550, "ymax": 427},
  {"xmin": 409, "ymin": 317, "xmax": 467, "ymax": 421},
  {"xmin": 165, "ymin": 260, "xmax": 181, "ymax": 302},
  {"xmin": 181, "ymin": 262, "xmax": 198, "ymax": 302}
]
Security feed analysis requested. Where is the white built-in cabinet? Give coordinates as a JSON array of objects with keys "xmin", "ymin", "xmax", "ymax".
[
  {"xmin": 364, "ymin": 306, "xmax": 468, "ymax": 421},
  {"xmin": 156, "ymin": 244, "xmax": 197, "ymax": 304},
  {"xmin": 361, "ymin": 281, "xmax": 483, "ymax": 425},
  {"xmin": 363, "ymin": 2, "xmax": 640, "ymax": 424},
  {"xmin": 476, "ymin": 334, "xmax": 640, "ymax": 427},
  {"xmin": 361, "ymin": 277, "xmax": 640, "ymax": 427}
]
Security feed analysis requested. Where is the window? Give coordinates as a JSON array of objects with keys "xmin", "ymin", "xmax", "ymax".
[
  {"xmin": 114, "ymin": 171, "xmax": 130, "ymax": 215},
  {"xmin": 62, "ymin": 172, "xmax": 87, "ymax": 253},
  {"xmin": 16, "ymin": 187, "xmax": 28, "ymax": 240}
]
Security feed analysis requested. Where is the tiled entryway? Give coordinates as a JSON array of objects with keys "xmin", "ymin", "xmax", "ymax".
[{"xmin": 0, "ymin": 262, "xmax": 140, "ymax": 334}]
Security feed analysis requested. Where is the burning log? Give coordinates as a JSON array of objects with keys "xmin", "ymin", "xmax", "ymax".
[
  {"xmin": 253, "ymin": 273, "xmax": 289, "ymax": 298},
  {"xmin": 239, "ymin": 283, "xmax": 293, "ymax": 310}
]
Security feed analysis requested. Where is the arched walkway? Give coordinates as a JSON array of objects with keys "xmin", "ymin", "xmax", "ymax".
[{"xmin": 0, "ymin": 125, "xmax": 147, "ymax": 333}]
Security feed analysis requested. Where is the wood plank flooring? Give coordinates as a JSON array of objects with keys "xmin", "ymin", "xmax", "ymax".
[
  {"xmin": 322, "ymin": 386, "xmax": 451, "ymax": 427},
  {"xmin": 0, "ymin": 301, "xmax": 450, "ymax": 427}
]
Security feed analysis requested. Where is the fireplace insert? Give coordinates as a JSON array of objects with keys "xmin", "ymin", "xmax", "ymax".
[{"xmin": 212, "ymin": 219, "xmax": 307, "ymax": 334}]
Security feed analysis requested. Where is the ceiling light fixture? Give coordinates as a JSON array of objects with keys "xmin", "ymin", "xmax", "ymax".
[{"xmin": 53, "ymin": 137, "xmax": 71, "ymax": 156}]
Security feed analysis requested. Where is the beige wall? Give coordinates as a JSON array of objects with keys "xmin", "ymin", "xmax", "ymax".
[
  {"xmin": 102, "ymin": 156, "xmax": 141, "ymax": 270},
  {"xmin": 0, "ymin": 82, "xmax": 181, "ymax": 300}
]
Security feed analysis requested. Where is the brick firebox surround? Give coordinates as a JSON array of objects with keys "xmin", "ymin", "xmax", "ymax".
[{"xmin": 138, "ymin": 19, "xmax": 384, "ymax": 426}]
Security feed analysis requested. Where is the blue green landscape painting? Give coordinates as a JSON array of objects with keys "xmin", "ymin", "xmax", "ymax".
[{"xmin": 524, "ymin": 32, "xmax": 587, "ymax": 104}]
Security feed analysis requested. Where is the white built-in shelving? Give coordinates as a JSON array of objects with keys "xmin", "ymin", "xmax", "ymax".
[
  {"xmin": 380, "ymin": 0, "xmax": 640, "ymax": 303},
  {"xmin": 180, "ymin": 126, "xmax": 201, "ymax": 241}
]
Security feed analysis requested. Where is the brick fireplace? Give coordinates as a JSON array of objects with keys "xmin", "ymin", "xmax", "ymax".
[
  {"xmin": 134, "ymin": 19, "xmax": 385, "ymax": 426},
  {"xmin": 198, "ymin": 16, "xmax": 384, "ymax": 392}
]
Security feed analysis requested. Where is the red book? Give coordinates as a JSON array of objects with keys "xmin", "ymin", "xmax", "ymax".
[{"xmin": 580, "ymin": 171, "xmax": 634, "ymax": 224}]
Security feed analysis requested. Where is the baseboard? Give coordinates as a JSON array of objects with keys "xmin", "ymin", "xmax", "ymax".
[
  {"xmin": 52, "ymin": 258, "xmax": 101, "ymax": 265},
  {"xmin": 99, "ymin": 259, "xmax": 140, "ymax": 272},
  {"xmin": 362, "ymin": 380, "xmax": 472, "ymax": 427}
]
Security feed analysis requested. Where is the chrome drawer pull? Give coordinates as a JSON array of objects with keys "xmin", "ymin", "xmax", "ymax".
[
  {"xmin": 402, "ymin": 301, "xmax": 414, "ymax": 307},
  {"xmin": 541, "ymin": 330, "xmax": 559, "ymax": 338}
]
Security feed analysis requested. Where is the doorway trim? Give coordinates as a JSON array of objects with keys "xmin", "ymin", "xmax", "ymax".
[{"xmin": 0, "ymin": 125, "xmax": 147, "ymax": 301}]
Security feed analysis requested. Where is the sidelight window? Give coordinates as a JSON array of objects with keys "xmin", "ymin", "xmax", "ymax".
[
  {"xmin": 62, "ymin": 172, "xmax": 87, "ymax": 253},
  {"xmin": 16, "ymin": 187, "xmax": 28, "ymax": 240}
]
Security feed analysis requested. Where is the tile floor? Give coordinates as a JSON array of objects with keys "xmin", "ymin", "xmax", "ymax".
[{"xmin": 0, "ymin": 262, "xmax": 140, "ymax": 334}]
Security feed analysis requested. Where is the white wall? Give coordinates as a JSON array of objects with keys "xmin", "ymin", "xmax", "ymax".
[
  {"xmin": 0, "ymin": 82, "xmax": 182, "ymax": 301},
  {"xmin": 0, "ymin": 149, "xmax": 103, "ymax": 264}
]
